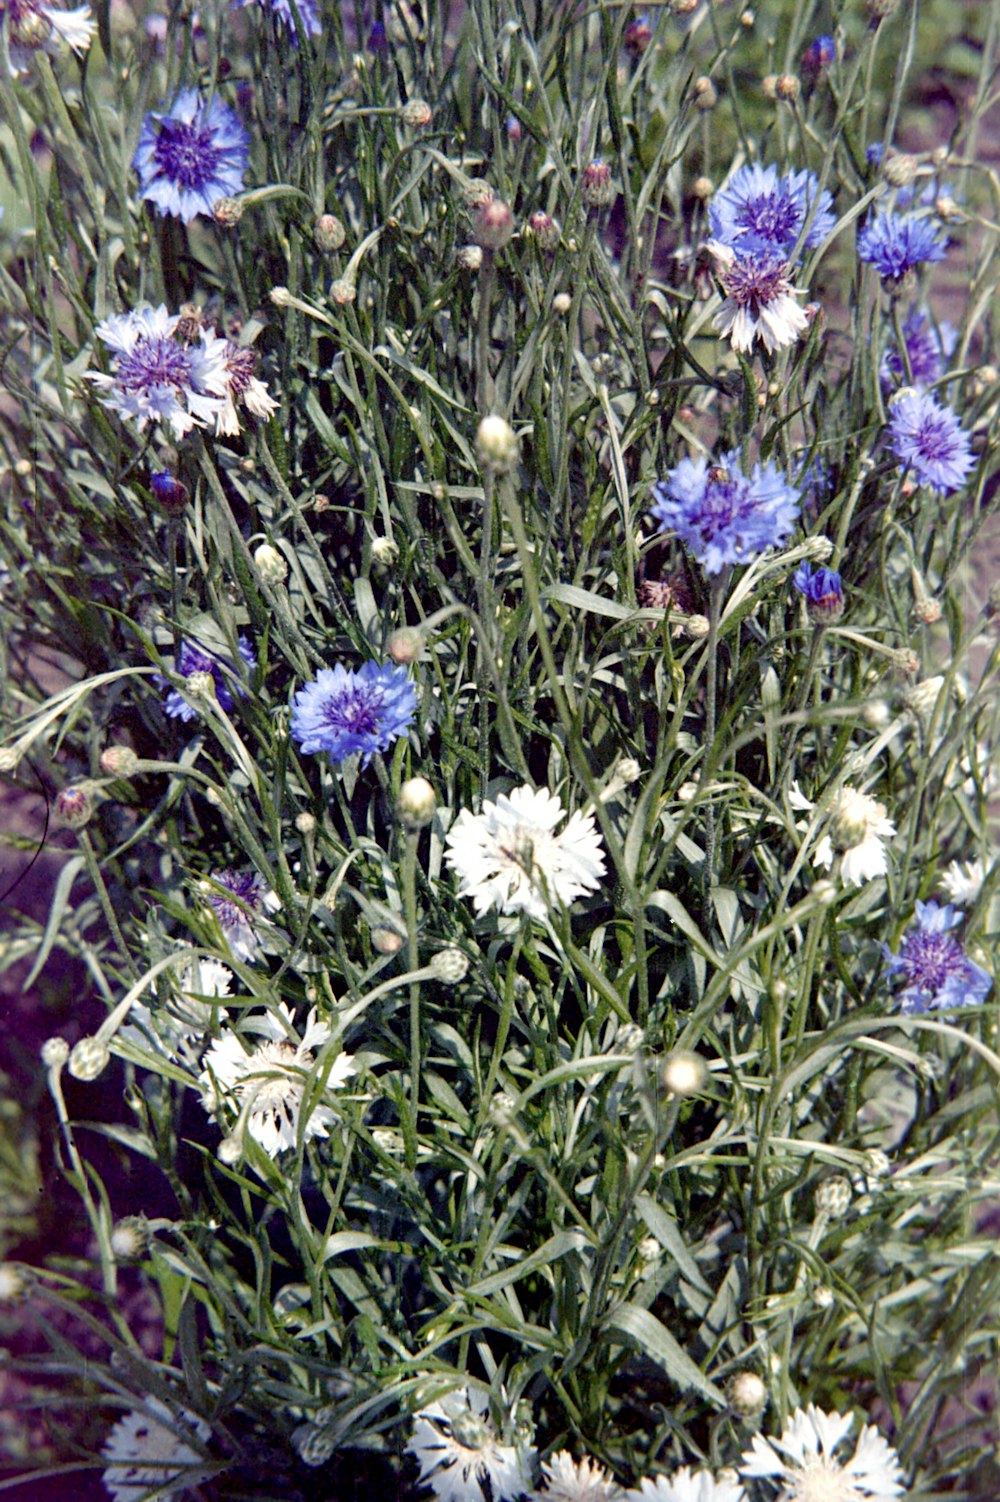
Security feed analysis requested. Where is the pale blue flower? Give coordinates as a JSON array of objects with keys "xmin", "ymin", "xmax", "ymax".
[
  {"xmin": 651, "ymin": 450, "xmax": 801, "ymax": 575},
  {"xmin": 857, "ymin": 211, "xmax": 947, "ymax": 281},
  {"xmin": 160, "ymin": 636, "xmax": 257, "ymax": 721},
  {"xmin": 133, "ymin": 89, "xmax": 249, "ymax": 223},
  {"xmin": 884, "ymin": 901, "xmax": 992, "ymax": 1013},
  {"xmin": 709, "ymin": 164, "xmax": 836, "ymax": 259},
  {"xmin": 887, "ymin": 390, "xmax": 974, "ymax": 494}
]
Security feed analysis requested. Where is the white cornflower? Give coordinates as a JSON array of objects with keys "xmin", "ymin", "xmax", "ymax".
[
  {"xmin": 532, "ymin": 1449, "xmax": 625, "ymax": 1500},
  {"xmin": 202, "ymin": 332, "xmax": 280, "ymax": 437},
  {"xmin": 123, "ymin": 958, "xmax": 234, "ymax": 1062},
  {"xmin": 708, "ymin": 242, "xmax": 808, "ymax": 355},
  {"xmin": 199, "ymin": 1002, "xmax": 356, "ymax": 1159},
  {"xmin": 407, "ymin": 1386, "xmax": 536, "ymax": 1502},
  {"xmin": 101, "ymin": 1397, "xmax": 211, "ymax": 1502},
  {"xmin": 626, "ymin": 1469, "xmax": 746, "ymax": 1502},
  {"xmin": 807, "ymin": 785, "xmax": 896, "ymax": 887},
  {"xmin": 740, "ymin": 1405, "xmax": 904, "ymax": 1501},
  {"xmin": 939, "ymin": 857, "xmax": 987, "ymax": 906},
  {"xmin": 444, "ymin": 784, "xmax": 606, "ymax": 921}
]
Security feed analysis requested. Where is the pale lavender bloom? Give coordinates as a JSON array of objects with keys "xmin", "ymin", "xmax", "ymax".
[
  {"xmin": 883, "ymin": 901, "xmax": 992, "ymax": 1013},
  {"xmin": 86, "ymin": 305, "xmax": 228, "ymax": 439},
  {"xmin": 206, "ymin": 868, "xmax": 280, "ymax": 963},
  {"xmin": 133, "ymin": 88, "xmax": 249, "ymax": 223},
  {"xmin": 887, "ymin": 389, "xmax": 974, "ymax": 494}
]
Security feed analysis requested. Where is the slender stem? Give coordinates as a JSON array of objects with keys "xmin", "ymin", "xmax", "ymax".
[
  {"xmin": 700, "ymin": 571, "xmax": 728, "ymax": 904},
  {"xmin": 78, "ymin": 831, "xmax": 139, "ymax": 983},
  {"xmin": 401, "ymin": 830, "xmax": 421, "ymax": 1170}
]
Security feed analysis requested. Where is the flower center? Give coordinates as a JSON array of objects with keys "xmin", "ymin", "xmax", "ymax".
[
  {"xmin": 153, "ymin": 119, "xmax": 222, "ymax": 189},
  {"xmin": 449, "ymin": 1411, "xmax": 493, "ymax": 1450},
  {"xmin": 6, "ymin": 0, "xmax": 52, "ymax": 46},
  {"xmin": 209, "ymin": 871, "xmax": 264, "ymax": 927},
  {"xmin": 900, "ymin": 930, "xmax": 966, "ymax": 990},
  {"xmin": 913, "ymin": 414, "xmax": 952, "ymax": 460},
  {"xmin": 739, "ymin": 190, "xmax": 800, "ymax": 246},
  {"xmin": 224, "ymin": 344, "xmax": 256, "ymax": 395},
  {"xmin": 792, "ymin": 1460, "xmax": 860, "ymax": 1502},
  {"xmin": 116, "ymin": 335, "xmax": 193, "ymax": 393},
  {"xmin": 719, "ymin": 252, "xmax": 791, "ymax": 312},
  {"xmin": 322, "ymin": 686, "xmax": 382, "ymax": 735},
  {"xmin": 245, "ymin": 1040, "xmax": 310, "ymax": 1111},
  {"xmin": 694, "ymin": 469, "xmax": 747, "ymax": 539}
]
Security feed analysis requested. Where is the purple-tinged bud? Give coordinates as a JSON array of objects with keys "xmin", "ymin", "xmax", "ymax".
[
  {"xmin": 801, "ymin": 34, "xmax": 835, "ymax": 75},
  {"xmin": 624, "ymin": 11, "xmax": 653, "ymax": 54},
  {"xmin": 793, "ymin": 563, "xmax": 844, "ymax": 623},
  {"xmin": 474, "ymin": 199, "xmax": 515, "ymax": 251},
  {"xmin": 367, "ymin": 19, "xmax": 388, "ymax": 52},
  {"xmin": 505, "ymin": 113, "xmax": 523, "ymax": 143},
  {"xmin": 55, "ymin": 785, "xmax": 93, "ymax": 829},
  {"xmin": 581, "ymin": 159, "xmax": 614, "ymax": 209},
  {"xmin": 401, "ymin": 99, "xmax": 433, "ymax": 127},
  {"xmin": 314, "ymin": 214, "xmax": 347, "ymax": 252},
  {"xmin": 149, "ymin": 470, "xmax": 189, "ymax": 517},
  {"xmin": 526, "ymin": 211, "xmax": 559, "ymax": 251}
]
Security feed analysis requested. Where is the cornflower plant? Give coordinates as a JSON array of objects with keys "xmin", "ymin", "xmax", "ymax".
[{"xmin": 0, "ymin": 0, "xmax": 998, "ymax": 1497}]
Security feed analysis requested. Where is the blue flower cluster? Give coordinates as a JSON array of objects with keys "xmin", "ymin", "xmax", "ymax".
[
  {"xmin": 650, "ymin": 451, "xmax": 801, "ymax": 575},
  {"xmin": 290, "ymin": 662, "xmax": 417, "ymax": 765}
]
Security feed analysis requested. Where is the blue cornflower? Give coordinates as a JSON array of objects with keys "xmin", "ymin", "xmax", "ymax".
[
  {"xmin": 881, "ymin": 308, "xmax": 957, "ymax": 388},
  {"xmin": 884, "ymin": 901, "xmax": 992, "ymax": 1013},
  {"xmin": 802, "ymin": 35, "xmax": 835, "ymax": 73},
  {"xmin": 708, "ymin": 164, "xmax": 836, "ymax": 259},
  {"xmin": 235, "ymin": 0, "xmax": 321, "ymax": 40},
  {"xmin": 650, "ymin": 450, "xmax": 801, "ymax": 575},
  {"xmin": 866, "ymin": 143, "xmax": 884, "ymax": 168},
  {"xmin": 857, "ymin": 211, "xmax": 947, "ymax": 281},
  {"xmin": 887, "ymin": 390, "xmax": 974, "ymax": 494},
  {"xmin": 290, "ymin": 662, "xmax": 417, "ymax": 765},
  {"xmin": 206, "ymin": 867, "xmax": 279, "ymax": 963},
  {"xmin": 160, "ymin": 636, "xmax": 257, "ymax": 721},
  {"xmin": 86, "ymin": 306, "xmax": 229, "ymax": 439},
  {"xmin": 793, "ymin": 563, "xmax": 844, "ymax": 621},
  {"xmin": 133, "ymin": 89, "xmax": 249, "ymax": 224}
]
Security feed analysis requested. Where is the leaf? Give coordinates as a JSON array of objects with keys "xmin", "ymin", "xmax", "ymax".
[
  {"xmin": 464, "ymin": 1231, "xmax": 591, "ymax": 1297},
  {"xmin": 23, "ymin": 854, "xmax": 85, "ymax": 989},
  {"xmin": 635, "ymin": 1194, "xmax": 713, "ymax": 1294},
  {"xmin": 605, "ymin": 1304, "xmax": 725, "ymax": 1405}
]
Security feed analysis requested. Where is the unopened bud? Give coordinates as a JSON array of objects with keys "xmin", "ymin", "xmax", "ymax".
[
  {"xmin": 463, "ymin": 179, "xmax": 495, "ymax": 208},
  {"xmin": 254, "ymin": 543, "xmax": 288, "ymax": 585},
  {"xmin": 866, "ymin": 0, "xmax": 900, "ymax": 16},
  {"xmin": 55, "ymin": 785, "xmax": 93, "ymax": 829},
  {"xmin": 693, "ymin": 75, "xmax": 717, "ymax": 109},
  {"xmin": 0, "ymin": 1264, "xmax": 26, "ymax": 1302},
  {"xmin": 815, "ymin": 1176, "xmax": 851, "ymax": 1219},
  {"xmin": 401, "ymin": 98, "xmax": 432, "ymax": 127},
  {"xmin": 270, "ymin": 286, "xmax": 292, "ymax": 308},
  {"xmin": 883, "ymin": 152, "xmax": 918, "ymax": 187},
  {"xmin": 150, "ymin": 470, "xmax": 189, "ymax": 516},
  {"xmin": 935, "ymin": 195, "xmax": 960, "ymax": 222},
  {"xmin": 397, "ymin": 776, "xmax": 436, "ymax": 828},
  {"xmin": 212, "ymin": 196, "xmax": 243, "ymax": 227},
  {"xmin": 314, "ymin": 214, "xmax": 347, "ymax": 252},
  {"xmin": 110, "ymin": 1216, "xmax": 151, "ymax": 1262},
  {"xmin": 618, "ymin": 757, "xmax": 641, "ymax": 784},
  {"xmin": 218, "ymin": 1136, "xmax": 242, "ymax": 1165},
  {"xmin": 68, "ymin": 1036, "xmax": 110, "ymax": 1082},
  {"xmin": 387, "ymin": 627, "xmax": 424, "ymax": 665},
  {"xmin": 476, "ymin": 415, "xmax": 519, "ymax": 472},
  {"xmin": 41, "ymin": 1036, "xmax": 70, "ymax": 1068},
  {"xmin": 686, "ymin": 613, "xmax": 710, "ymax": 639},
  {"xmin": 429, "ymin": 948, "xmax": 469, "ymax": 984},
  {"xmin": 728, "ymin": 1371, "xmax": 767, "ymax": 1418},
  {"xmin": 581, "ymin": 159, "xmax": 614, "ymax": 209},
  {"xmin": 661, "ymin": 1050, "xmax": 707, "ymax": 1096},
  {"xmin": 371, "ymin": 536, "xmax": 399, "ymax": 565},
  {"xmin": 761, "ymin": 73, "xmax": 779, "ymax": 99},
  {"xmin": 692, "ymin": 175, "xmax": 714, "ymax": 200},
  {"xmin": 371, "ymin": 926, "xmax": 404, "ymax": 955},
  {"xmin": 295, "ymin": 812, "xmax": 316, "ymax": 836},
  {"xmin": 474, "ymin": 199, "xmax": 515, "ymax": 251},
  {"xmin": 526, "ymin": 211, "xmax": 559, "ymax": 251},
  {"xmin": 100, "ymin": 746, "xmax": 139, "ymax": 778},
  {"xmin": 331, "ymin": 277, "xmax": 356, "ymax": 305},
  {"xmin": 774, "ymin": 72, "xmax": 800, "ymax": 101},
  {"xmin": 457, "ymin": 244, "xmax": 484, "ymax": 271},
  {"xmin": 185, "ymin": 671, "xmax": 217, "ymax": 702},
  {"xmin": 552, "ymin": 292, "xmax": 572, "ymax": 315}
]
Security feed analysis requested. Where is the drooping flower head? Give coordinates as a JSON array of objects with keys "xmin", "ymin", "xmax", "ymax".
[
  {"xmin": 199, "ymin": 1002, "xmax": 356, "ymax": 1159},
  {"xmin": 407, "ymin": 1386, "xmax": 536, "ymax": 1502},
  {"xmin": 1, "ymin": 0, "xmax": 95, "ymax": 70},
  {"xmin": 857, "ymin": 210, "xmax": 947, "ymax": 282},
  {"xmin": 625, "ymin": 1469, "xmax": 746, "ymax": 1502},
  {"xmin": 884, "ymin": 900, "xmax": 992, "ymax": 1013},
  {"xmin": 205, "ymin": 867, "xmax": 280, "ymax": 964},
  {"xmin": 133, "ymin": 88, "xmax": 250, "ymax": 224},
  {"xmin": 445, "ymin": 785, "xmax": 606, "ymax": 922},
  {"xmin": 793, "ymin": 563, "xmax": 844, "ymax": 622},
  {"xmin": 741, "ymin": 1405, "xmax": 904, "ymax": 1500},
  {"xmin": 708, "ymin": 243, "xmax": 809, "ymax": 354},
  {"xmin": 101, "ymin": 1397, "xmax": 211, "ymax": 1502},
  {"xmin": 159, "ymin": 635, "xmax": 257, "ymax": 721},
  {"xmin": 290, "ymin": 661, "xmax": 417, "ymax": 765},
  {"xmin": 208, "ymin": 337, "xmax": 279, "ymax": 435},
  {"xmin": 86, "ymin": 305, "xmax": 229, "ymax": 439},
  {"xmin": 887, "ymin": 389, "xmax": 974, "ymax": 494},
  {"xmin": 235, "ymin": 0, "xmax": 321, "ymax": 40},
  {"xmin": 709, "ymin": 165, "xmax": 836, "ymax": 259},
  {"xmin": 651, "ymin": 449, "xmax": 801, "ymax": 575},
  {"xmin": 881, "ymin": 308, "xmax": 957, "ymax": 388}
]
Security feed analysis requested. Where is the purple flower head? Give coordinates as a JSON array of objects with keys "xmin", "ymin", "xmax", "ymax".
[
  {"xmin": 290, "ymin": 661, "xmax": 417, "ymax": 765},
  {"xmin": 160, "ymin": 635, "xmax": 257, "ymax": 721},
  {"xmin": 866, "ymin": 143, "xmax": 884, "ymax": 168},
  {"xmin": 133, "ymin": 88, "xmax": 249, "ymax": 223},
  {"xmin": 709, "ymin": 244, "xmax": 808, "ymax": 354},
  {"xmin": 234, "ymin": 0, "xmax": 320, "ymax": 40},
  {"xmin": 366, "ymin": 18, "xmax": 387, "ymax": 52},
  {"xmin": 802, "ymin": 35, "xmax": 835, "ymax": 74},
  {"xmin": 206, "ymin": 867, "xmax": 278, "ymax": 963},
  {"xmin": 887, "ymin": 390, "xmax": 974, "ymax": 494},
  {"xmin": 709, "ymin": 164, "xmax": 836, "ymax": 259},
  {"xmin": 86, "ymin": 305, "xmax": 228, "ymax": 439},
  {"xmin": 793, "ymin": 563, "xmax": 844, "ymax": 621},
  {"xmin": 650, "ymin": 449, "xmax": 801, "ymax": 575},
  {"xmin": 149, "ymin": 469, "xmax": 189, "ymax": 513},
  {"xmin": 881, "ymin": 308, "xmax": 957, "ymax": 389},
  {"xmin": 884, "ymin": 900, "xmax": 992, "ymax": 1013},
  {"xmin": 857, "ymin": 211, "xmax": 947, "ymax": 282}
]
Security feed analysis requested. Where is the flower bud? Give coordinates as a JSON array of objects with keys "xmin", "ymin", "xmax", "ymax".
[
  {"xmin": 866, "ymin": 0, "xmax": 900, "ymax": 16},
  {"xmin": 761, "ymin": 73, "xmax": 779, "ymax": 99},
  {"xmin": 775, "ymin": 72, "xmax": 800, "ymax": 101},
  {"xmin": 314, "ymin": 213, "xmax": 347, "ymax": 252},
  {"xmin": 270, "ymin": 286, "xmax": 292, "ymax": 308},
  {"xmin": 100, "ymin": 746, "xmax": 139, "ymax": 778},
  {"xmin": 526, "ymin": 211, "xmax": 559, "ymax": 251},
  {"xmin": 624, "ymin": 12, "xmax": 652, "ymax": 54},
  {"xmin": 728, "ymin": 1371, "xmax": 767, "ymax": 1418},
  {"xmin": 212, "ymin": 196, "xmax": 243, "ymax": 227},
  {"xmin": 110, "ymin": 1216, "xmax": 151, "ymax": 1262},
  {"xmin": 149, "ymin": 470, "xmax": 189, "ymax": 516},
  {"xmin": 505, "ymin": 113, "xmax": 523, "ymax": 143},
  {"xmin": 815, "ymin": 1175, "xmax": 851, "ymax": 1218},
  {"xmin": 371, "ymin": 536, "xmax": 399, "ymax": 565},
  {"xmin": 552, "ymin": 292, "xmax": 572, "ymax": 315},
  {"xmin": 692, "ymin": 175, "xmax": 714, "ymax": 200},
  {"xmin": 185, "ymin": 671, "xmax": 217, "ymax": 702},
  {"xmin": 883, "ymin": 152, "xmax": 918, "ymax": 187},
  {"xmin": 55, "ymin": 785, "xmax": 93, "ymax": 829},
  {"xmin": 463, "ymin": 178, "xmax": 495, "ymax": 208},
  {"xmin": 218, "ymin": 1136, "xmax": 242, "ymax": 1165},
  {"xmin": 0, "ymin": 1264, "xmax": 26, "ymax": 1302},
  {"xmin": 380, "ymin": 619, "xmax": 423, "ymax": 661},
  {"xmin": 295, "ymin": 812, "xmax": 316, "ymax": 836},
  {"xmin": 429, "ymin": 948, "xmax": 470, "ymax": 984},
  {"xmin": 686, "ymin": 613, "xmax": 710, "ymax": 639},
  {"xmin": 692, "ymin": 75, "xmax": 717, "ymax": 109},
  {"xmin": 617, "ymin": 757, "xmax": 641, "ymax": 784},
  {"xmin": 457, "ymin": 244, "xmax": 484, "ymax": 271},
  {"xmin": 397, "ymin": 776, "xmax": 437, "ymax": 828},
  {"xmin": 331, "ymin": 277, "xmax": 356, "ymax": 305},
  {"xmin": 476, "ymin": 415, "xmax": 519, "ymax": 472},
  {"xmin": 581, "ymin": 159, "xmax": 614, "ymax": 209},
  {"xmin": 371, "ymin": 926, "xmax": 404, "ymax": 955},
  {"xmin": 68, "ymin": 1036, "xmax": 110, "ymax": 1082},
  {"xmin": 401, "ymin": 98, "xmax": 432, "ymax": 127},
  {"xmin": 254, "ymin": 542, "xmax": 288, "ymax": 585},
  {"xmin": 813, "ymin": 1283, "xmax": 835, "ymax": 1308},
  {"xmin": 41, "ymin": 1036, "xmax": 70, "ymax": 1068},
  {"xmin": 935, "ymin": 195, "xmax": 960, "ymax": 222},
  {"xmin": 0, "ymin": 748, "xmax": 19, "ymax": 773},
  {"xmin": 474, "ymin": 199, "xmax": 515, "ymax": 251},
  {"xmin": 661, "ymin": 1049, "xmax": 707, "ymax": 1096}
]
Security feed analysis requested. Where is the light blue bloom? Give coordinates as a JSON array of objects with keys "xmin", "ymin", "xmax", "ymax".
[
  {"xmin": 234, "ymin": 0, "xmax": 321, "ymax": 40},
  {"xmin": 709, "ymin": 164, "xmax": 836, "ymax": 259},
  {"xmin": 857, "ymin": 211, "xmax": 947, "ymax": 281},
  {"xmin": 133, "ymin": 89, "xmax": 250, "ymax": 224},
  {"xmin": 87, "ymin": 305, "xmax": 228, "ymax": 439},
  {"xmin": 290, "ymin": 662, "xmax": 417, "ymax": 764},
  {"xmin": 884, "ymin": 901, "xmax": 992, "ymax": 1013},
  {"xmin": 651, "ymin": 450, "xmax": 801, "ymax": 575},
  {"xmin": 887, "ymin": 390, "xmax": 974, "ymax": 494},
  {"xmin": 881, "ymin": 309, "xmax": 956, "ymax": 388}
]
